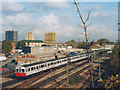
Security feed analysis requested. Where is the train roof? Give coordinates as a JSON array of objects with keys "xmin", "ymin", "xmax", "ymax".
[
  {"xmin": 21, "ymin": 52, "xmax": 86, "ymax": 67},
  {"xmin": 22, "ymin": 56, "xmax": 67, "ymax": 67}
]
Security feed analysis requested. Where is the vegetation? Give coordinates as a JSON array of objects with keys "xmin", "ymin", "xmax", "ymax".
[
  {"xmin": 112, "ymin": 45, "xmax": 120, "ymax": 73},
  {"xmin": 98, "ymin": 74, "xmax": 120, "ymax": 88},
  {"xmin": 70, "ymin": 74, "xmax": 83, "ymax": 85},
  {"xmin": 66, "ymin": 39, "xmax": 76, "ymax": 43},
  {"xmin": 2, "ymin": 40, "xmax": 12, "ymax": 54},
  {"xmin": 97, "ymin": 38, "xmax": 115, "ymax": 46},
  {"xmin": 16, "ymin": 41, "xmax": 26, "ymax": 49},
  {"xmin": 96, "ymin": 44, "xmax": 120, "ymax": 88}
]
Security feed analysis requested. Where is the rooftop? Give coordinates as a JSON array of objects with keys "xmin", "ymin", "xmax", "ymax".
[{"xmin": 22, "ymin": 40, "xmax": 45, "ymax": 43}]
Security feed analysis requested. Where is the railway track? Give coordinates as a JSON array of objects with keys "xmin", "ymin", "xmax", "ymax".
[
  {"xmin": 29, "ymin": 56, "xmax": 107, "ymax": 88},
  {"xmin": 41, "ymin": 63, "xmax": 96, "ymax": 88},
  {"xmin": 50, "ymin": 57, "xmax": 108, "ymax": 88},
  {"xmin": 5, "ymin": 59, "xmax": 88, "ymax": 88},
  {"xmin": 18, "ymin": 59, "xmax": 89, "ymax": 88},
  {"xmin": 2, "ymin": 56, "xmax": 109, "ymax": 89}
]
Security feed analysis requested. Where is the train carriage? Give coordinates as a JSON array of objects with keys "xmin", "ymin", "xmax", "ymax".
[{"xmin": 15, "ymin": 52, "xmax": 88, "ymax": 77}]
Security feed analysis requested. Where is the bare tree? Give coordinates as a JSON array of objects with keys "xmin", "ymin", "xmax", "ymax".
[{"xmin": 72, "ymin": 0, "xmax": 94, "ymax": 88}]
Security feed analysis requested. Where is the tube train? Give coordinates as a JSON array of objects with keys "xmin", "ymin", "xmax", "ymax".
[{"xmin": 15, "ymin": 52, "xmax": 88, "ymax": 77}]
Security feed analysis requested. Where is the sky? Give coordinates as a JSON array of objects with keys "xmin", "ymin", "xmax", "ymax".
[{"xmin": 0, "ymin": 0, "xmax": 119, "ymax": 43}]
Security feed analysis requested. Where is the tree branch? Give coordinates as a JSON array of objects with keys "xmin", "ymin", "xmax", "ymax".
[
  {"xmin": 86, "ymin": 22, "xmax": 92, "ymax": 28},
  {"xmin": 72, "ymin": 0, "xmax": 85, "ymax": 24},
  {"xmin": 85, "ymin": 11, "xmax": 90, "ymax": 23},
  {"xmin": 77, "ymin": 23, "xmax": 84, "ymax": 29}
]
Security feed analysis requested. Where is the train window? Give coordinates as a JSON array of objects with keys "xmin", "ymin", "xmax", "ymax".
[
  {"xmin": 39, "ymin": 65, "xmax": 40, "ymax": 68},
  {"xmin": 19, "ymin": 69, "xmax": 21, "ymax": 72},
  {"xmin": 34, "ymin": 67, "xmax": 35, "ymax": 70},
  {"xmin": 22, "ymin": 69, "xmax": 24, "ymax": 73},
  {"xmin": 26, "ymin": 69, "xmax": 27, "ymax": 72},
  {"xmin": 57, "ymin": 61, "xmax": 59, "ymax": 63},
  {"xmin": 31, "ymin": 67, "xmax": 33, "ymax": 70},
  {"xmin": 54, "ymin": 62, "xmax": 56, "ymax": 64},
  {"xmin": 51, "ymin": 62, "xmax": 53, "ymax": 65},
  {"xmin": 48, "ymin": 63, "xmax": 50, "ymax": 66},
  {"xmin": 28, "ymin": 68, "xmax": 30, "ymax": 71},
  {"xmin": 44, "ymin": 64, "xmax": 46, "ymax": 67},
  {"xmin": 16, "ymin": 69, "xmax": 19, "ymax": 72},
  {"xmin": 41, "ymin": 65, "xmax": 44, "ymax": 68},
  {"xmin": 36, "ymin": 66, "xmax": 39, "ymax": 69}
]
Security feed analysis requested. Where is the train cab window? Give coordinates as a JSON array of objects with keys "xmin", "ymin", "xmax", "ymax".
[
  {"xmin": 22, "ymin": 69, "xmax": 24, "ymax": 73},
  {"xmin": 41, "ymin": 65, "xmax": 44, "ymax": 68},
  {"xmin": 19, "ymin": 69, "xmax": 21, "ymax": 72},
  {"xmin": 16, "ymin": 69, "xmax": 19, "ymax": 72}
]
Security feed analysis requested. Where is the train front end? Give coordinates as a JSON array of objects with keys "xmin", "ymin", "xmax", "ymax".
[{"xmin": 15, "ymin": 67, "xmax": 26, "ymax": 77}]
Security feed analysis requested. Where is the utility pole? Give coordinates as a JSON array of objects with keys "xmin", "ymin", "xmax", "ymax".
[
  {"xmin": 91, "ymin": 51, "xmax": 94, "ymax": 88},
  {"xmin": 67, "ymin": 57, "xmax": 70, "ymax": 88},
  {"xmin": 99, "ymin": 50, "xmax": 101, "ymax": 79}
]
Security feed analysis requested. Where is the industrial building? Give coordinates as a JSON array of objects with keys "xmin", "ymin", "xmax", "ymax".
[
  {"xmin": 25, "ymin": 32, "xmax": 34, "ymax": 40},
  {"xmin": 45, "ymin": 32, "xmax": 55, "ymax": 44},
  {"xmin": 22, "ymin": 47, "xmax": 57, "ymax": 57},
  {"xmin": 5, "ymin": 30, "xmax": 17, "ymax": 42},
  {"xmin": 21, "ymin": 40, "xmax": 45, "ymax": 47},
  {"xmin": 16, "ymin": 54, "xmax": 37, "ymax": 65}
]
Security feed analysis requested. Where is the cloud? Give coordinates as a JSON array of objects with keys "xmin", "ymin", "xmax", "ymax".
[
  {"xmin": 32, "ymin": 13, "xmax": 78, "ymax": 42},
  {"xmin": 91, "ymin": 8, "xmax": 117, "ymax": 20},
  {"xmin": 41, "ymin": 2, "xmax": 70, "ymax": 9},
  {"xmin": 82, "ymin": 4, "xmax": 101, "ymax": 11},
  {"xmin": 3, "ymin": 13, "xmax": 33, "ymax": 26},
  {"xmin": 2, "ymin": 0, "xmax": 69, "ymax": 2},
  {"xmin": 2, "ymin": 2, "xmax": 24, "ymax": 15},
  {"xmin": 27, "ymin": 2, "xmax": 70, "ymax": 11},
  {"xmin": 38, "ymin": 12, "xmax": 60, "ymax": 28},
  {"xmin": 60, "ymin": 14, "xmax": 72, "ymax": 23},
  {"xmin": 0, "ymin": 18, "xmax": 2, "ymax": 25},
  {"xmin": 87, "ymin": 25, "xmax": 117, "ymax": 41},
  {"xmin": 91, "ymin": 11, "xmax": 108, "ymax": 18}
]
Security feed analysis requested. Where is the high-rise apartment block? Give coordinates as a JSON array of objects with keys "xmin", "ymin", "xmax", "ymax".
[
  {"xmin": 25, "ymin": 32, "xmax": 34, "ymax": 40},
  {"xmin": 45, "ymin": 32, "xmax": 55, "ymax": 44},
  {"xmin": 5, "ymin": 30, "xmax": 17, "ymax": 42}
]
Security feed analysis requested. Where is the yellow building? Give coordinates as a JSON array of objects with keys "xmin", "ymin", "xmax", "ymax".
[
  {"xmin": 25, "ymin": 32, "xmax": 34, "ymax": 40},
  {"xmin": 45, "ymin": 32, "xmax": 55, "ymax": 44}
]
